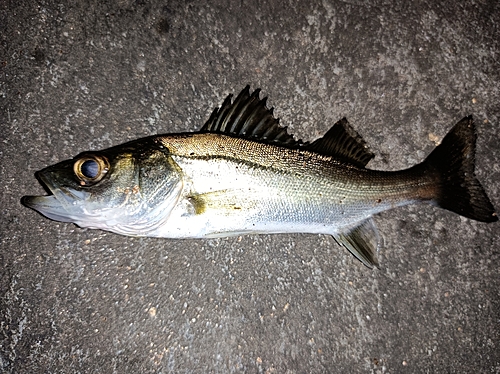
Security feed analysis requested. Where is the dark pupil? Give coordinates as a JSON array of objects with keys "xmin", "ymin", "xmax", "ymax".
[{"xmin": 81, "ymin": 160, "xmax": 99, "ymax": 179}]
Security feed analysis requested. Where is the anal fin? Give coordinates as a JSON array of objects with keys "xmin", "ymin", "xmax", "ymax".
[{"xmin": 333, "ymin": 218, "xmax": 381, "ymax": 268}]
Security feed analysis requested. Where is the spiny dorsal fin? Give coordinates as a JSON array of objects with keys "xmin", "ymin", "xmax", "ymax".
[
  {"xmin": 201, "ymin": 86, "xmax": 300, "ymax": 146},
  {"xmin": 333, "ymin": 218, "xmax": 381, "ymax": 268},
  {"xmin": 305, "ymin": 118, "xmax": 374, "ymax": 167}
]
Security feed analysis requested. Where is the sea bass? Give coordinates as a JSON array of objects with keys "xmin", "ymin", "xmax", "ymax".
[{"xmin": 22, "ymin": 86, "xmax": 497, "ymax": 267}]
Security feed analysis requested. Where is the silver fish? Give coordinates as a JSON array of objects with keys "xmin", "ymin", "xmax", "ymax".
[{"xmin": 22, "ymin": 86, "xmax": 498, "ymax": 267}]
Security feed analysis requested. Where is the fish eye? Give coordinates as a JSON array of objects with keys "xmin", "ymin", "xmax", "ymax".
[
  {"xmin": 74, "ymin": 155, "xmax": 109, "ymax": 186},
  {"xmin": 81, "ymin": 160, "xmax": 99, "ymax": 179}
]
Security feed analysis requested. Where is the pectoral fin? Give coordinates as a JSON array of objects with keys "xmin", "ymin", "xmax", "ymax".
[
  {"xmin": 187, "ymin": 189, "xmax": 261, "ymax": 216},
  {"xmin": 333, "ymin": 218, "xmax": 381, "ymax": 268}
]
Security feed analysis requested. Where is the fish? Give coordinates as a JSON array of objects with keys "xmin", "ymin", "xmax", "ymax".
[{"xmin": 22, "ymin": 86, "xmax": 498, "ymax": 268}]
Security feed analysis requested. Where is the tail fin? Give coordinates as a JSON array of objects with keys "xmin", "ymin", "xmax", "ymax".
[{"xmin": 424, "ymin": 116, "xmax": 497, "ymax": 222}]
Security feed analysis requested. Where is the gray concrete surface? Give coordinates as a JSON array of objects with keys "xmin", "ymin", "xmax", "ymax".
[{"xmin": 2, "ymin": 0, "xmax": 499, "ymax": 373}]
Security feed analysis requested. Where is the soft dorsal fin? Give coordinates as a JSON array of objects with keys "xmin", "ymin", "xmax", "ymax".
[
  {"xmin": 305, "ymin": 118, "xmax": 374, "ymax": 167},
  {"xmin": 201, "ymin": 86, "xmax": 300, "ymax": 146}
]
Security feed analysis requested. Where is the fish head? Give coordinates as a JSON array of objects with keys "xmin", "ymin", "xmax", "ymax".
[{"xmin": 22, "ymin": 138, "xmax": 184, "ymax": 236}]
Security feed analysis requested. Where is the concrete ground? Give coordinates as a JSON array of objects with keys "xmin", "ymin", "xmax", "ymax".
[{"xmin": 1, "ymin": 0, "xmax": 499, "ymax": 373}]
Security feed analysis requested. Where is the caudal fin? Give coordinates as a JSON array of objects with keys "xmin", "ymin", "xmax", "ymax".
[{"xmin": 424, "ymin": 116, "xmax": 497, "ymax": 222}]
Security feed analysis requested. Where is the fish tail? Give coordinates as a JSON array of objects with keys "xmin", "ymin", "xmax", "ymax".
[{"xmin": 423, "ymin": 116, "xmax": 497, "ymax": 222}]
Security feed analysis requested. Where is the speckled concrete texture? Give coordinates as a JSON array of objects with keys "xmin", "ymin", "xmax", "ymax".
[{"xmin": 2, "ymin": 1, "xmax": 499, "ymax": 373}]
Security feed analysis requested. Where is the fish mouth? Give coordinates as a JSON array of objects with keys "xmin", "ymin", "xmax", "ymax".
[{"xmin": 22, "ymin": 171, "xmax": 89, "ymax": 223}]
